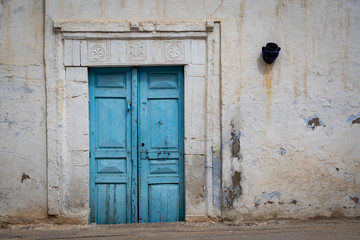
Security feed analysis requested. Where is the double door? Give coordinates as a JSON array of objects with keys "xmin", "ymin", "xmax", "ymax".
[{"xmin": 89, "ymin": 66, "xmax": 184, "ymax": 224}]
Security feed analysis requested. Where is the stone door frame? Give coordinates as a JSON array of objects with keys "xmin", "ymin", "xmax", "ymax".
[{"xmin": 45, "ymin": 20, "xmax": 221, "ymax": 222}]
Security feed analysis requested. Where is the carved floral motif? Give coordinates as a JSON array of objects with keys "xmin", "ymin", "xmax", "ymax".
[
  {"xmin": 164, "ymin": 41, "xmax": 184, "ymax": 61},
  {"xmin": 127, "ymin": 41, "xmax": 146, "ymax": 61},
  {"xmin": 167, "ymin": 43, "xmax": 182, "ymax": 59},
  {"xmin": 89, "ymin": 45, "xmax": 105, "ymax": 61}
]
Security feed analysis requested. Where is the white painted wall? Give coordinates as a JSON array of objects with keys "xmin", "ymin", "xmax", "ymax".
[
  {"xmin": 1, "ymin": 0, "xmax": 359, "ymax": 223},
  {"xmin": 0, "ymin": 0, "xmax": 47, "ymax": 223}
]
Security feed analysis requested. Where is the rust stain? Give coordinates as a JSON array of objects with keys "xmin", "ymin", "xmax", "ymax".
[
  {"xmin": 263, "ymin": 64, "xmax": 273, "ymax": 100},
  {"xmin": 162, "ymin": 0, "xmax": 166, "ymax": 18},
  {"xmin": 237, "ymin": 0, "xmax": 246, "ymax": 40},
  {"xmin": 155, "ymin": 0, "xmax": 161, "ymax": 18},
  {"xmin": 345, "ymin": 7, "xmax": 351, "ymax": 38},
  {"xmin": 69, "ymin": 0, "xmax": 74, "ymax": 16},
  {"xmin": 264, "ymin": 151, "xmax": 270, "ymax": 162},
  {"xmin": 290, "ymin": 199, "xmax": 297, "ymax": 204},
  {"xmin": 235, "ymin": 0, "xmax": 246, "ymax": 101},
  {"xmin": 275, "ymin": 1, "xmax": 281, "ymax": 16},
  {"xmin": 301, "ymin": 0, "xmax": 307, "ymax": 9},
  {"xmin": 263, "ymin": 64, "xmax": 273, "ymax": 120},
  {"xmin": 5, "ymin": 3, "xmax": 13, "ymax": 63},
  {"xmin": 138, "ymin": 0, "xmax": 144, "ymax": 8},
  {"xmin": 266, "ymin": 201, "xmax": 274, "ymax": 204},
  {"xmin": 120, "ymin": 0, "xmax": 126, "ymax": 8},
  {"xmin": 61, "ymin": 80, "xmax": 65, "ymax": 113},
  {"xmin": 303, "ymin": 59, "xmax": 308, "ymax": 97},
  {"xmin": 276, "ymin": 59, "xmax": 281, "ymax": 84},
  {"xmin": 342, "ymin": 8, "xmax": 351, "ymax": 91},
  {"xmin": 341, "ymin": 42, "xmax": 349, "ymax": 91},
  {"xmin": 100, "ymin": 0, "xmax": 105, "ymax": 17},
  {"xmin": 312, "ymin": 36, "xmax": 315, "ymax": 56}
]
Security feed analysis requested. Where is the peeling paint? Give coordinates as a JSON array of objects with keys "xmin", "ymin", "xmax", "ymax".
[
  {"xmin": 223, "ymin": 171, "xmax": 242, "ymax": 209},
  {"xmin": 279, "ymin": 147, "xmax": 286, "ymax": 155},
  {"xmin": 254, "ymin": 199, "xmax": 261, "ymax": 208},
  {"xmin": 21, "ymin": 173, "xmax": 30, "ymax": 183},
  {"xmin": 262, "ymin": 191, "xmax": 281, "ymax": 201},
  {"xmin": 347, "ymin": 113, "xmax": 360, "ymax": 125},
  {"xmin": 212, "ymin": 151, "xmax": 221, "ymax": 210},
  {"xmin": 304, "ymin": 115, "xmax": 325, "ymax": 130},
  {"xmin": 229, "ymin": 124, "xmax": 241, "ymax": 158},
  {"xmin": 350, "ymin": 195, "xmax": 360, "ymax": 204}
]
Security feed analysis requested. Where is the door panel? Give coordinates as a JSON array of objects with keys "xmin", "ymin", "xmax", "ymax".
[
  {"xmin": 148, "ymin": 99, "xmax": 179, "ymax": 149},
  {"xmin": 96, "ymin": 98, "xmax": 127, "ymax": 148},
  {"xmin": 96, "ymin": 183, "xmax": 127, "ymax": 224},
  {"xmin": 89, "ymin": 68, "xmax": 133, "ymax": 224},
  {"xmin": 89, "ymin": 66, "xmax": 184, "ymax": 224},
  {"xmin": 148, "ymin": 184, "xmax": 180, "ymax": 223},
  {"xmin": 138, "ymin": 67, "xmax": 184, "ymax": 223}
]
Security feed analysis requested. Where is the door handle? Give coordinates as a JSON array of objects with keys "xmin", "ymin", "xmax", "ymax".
[{"xmin": 127, "ymin": 101, "xmax": 131, "ymax": 111}]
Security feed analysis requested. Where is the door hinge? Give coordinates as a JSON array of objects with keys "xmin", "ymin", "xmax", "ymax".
[{"xmin": 89, "ymin": 151, "xmax": 91, "ymax": 158}]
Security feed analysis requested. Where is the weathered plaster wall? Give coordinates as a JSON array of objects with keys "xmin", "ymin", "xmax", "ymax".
[
  {"xmin": 44, "ymin": 0, "xmax": 360, "ymax": 221},
  {"xmin": 219, "ymin": 0, "xmax": 360, "ymax": 220},
  {"xmin": 1, "ymin": 0, "xmax": 359, "ymax": 223},
  {"xmin": 0, "ymin": 0, "xmax": 47, "ymax": 223}
]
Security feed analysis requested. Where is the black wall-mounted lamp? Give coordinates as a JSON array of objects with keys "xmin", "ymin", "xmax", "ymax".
[{"xmin": 262, "ymin": 42, "xmax": 281, "ymax": 64}]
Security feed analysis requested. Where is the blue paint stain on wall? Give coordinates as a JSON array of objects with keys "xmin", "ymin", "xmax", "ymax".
[
  {"xmin": 262, "ymin": 191, "xmax": 281, "ymax": 201},
  {"xmin": 237, "ymin": 131, "xmax": 241, "ymax": 139},
  {"xmin": 212, "ymin": 153, "xmax": 222, "ymax": 210}
]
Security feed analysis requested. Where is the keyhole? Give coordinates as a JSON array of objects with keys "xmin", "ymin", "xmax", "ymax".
[{"xmin": 141, "ymin": 143, "xmax": 145, "ymax": 147}]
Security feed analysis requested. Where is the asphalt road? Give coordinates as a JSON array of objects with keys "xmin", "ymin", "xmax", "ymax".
[{"xmin": 1, "ymin": 219, "xmax": 359, "ymax": 240}]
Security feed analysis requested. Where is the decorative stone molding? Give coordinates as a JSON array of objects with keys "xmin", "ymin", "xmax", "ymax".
[
  {"xmin": 165, "ymin": 41, "xmax": 184, "ymax": 61},
  {"xmin": 46, "ymin": 20, "xmax": 221, "ymax": 221},
  {"xmin": 53, "ymin": 20, "xmax": 214, "ymax": 33},
  {"xmin": 127, "ymin": 41, "xmax": 146, "ymax": 61},
  {"xmin": 87, "ymin": 41, "xmax": 110, "ymax": 62}
]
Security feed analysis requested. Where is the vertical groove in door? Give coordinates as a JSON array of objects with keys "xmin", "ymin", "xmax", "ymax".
[{"xmin": 131, "ymin": 68, "xmax": 138, "ymax": 223}]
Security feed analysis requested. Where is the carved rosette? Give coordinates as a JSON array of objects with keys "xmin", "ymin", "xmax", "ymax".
[
  {"xmin": 127, "ymin": 41, "xmax": 146, "ymax": 61},
  {"xmin": 88, "ymin": 41, "xmax": 110, "ymax": 62},
  {"xmin": 164, "ymin": 41, "xmax": 184, "ymax": 61}
]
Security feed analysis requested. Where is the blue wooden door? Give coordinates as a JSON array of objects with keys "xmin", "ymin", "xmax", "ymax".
[
  {"xmin": 138, "ymin": 67, "xmax": 184, "ymax": 223},
  {"xmin": 89, "ymin": 66, "xmax": 184, "ymax": 224}
]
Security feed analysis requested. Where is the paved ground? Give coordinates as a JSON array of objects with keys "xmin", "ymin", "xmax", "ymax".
[{"xmin": 0, "ymin": 219, "xmax": 360, "ymax": 240}]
